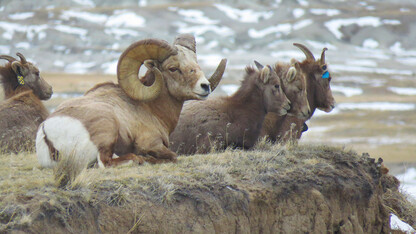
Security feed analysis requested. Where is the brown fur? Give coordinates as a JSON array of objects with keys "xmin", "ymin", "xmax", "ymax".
[
  {"xmin": 261, "ymin": 50, "xmax": 335, "ymax": 143},
  {"xmin": 169, "ymin": 65, "xmax": 290, "ymax": 155},
  {"xmin": 39, "ymin": 35, "xmax": 225, "ymax": 168},
  {"xmin": 0, "ymin": 57, "xmax": 52, "ymax": 153},
  {"xmin": 0, "ymin": 90, "xmax": 49, "ymax": 153},
  {"xmin": 261, "ymin": 62, "xmax": 310, "ymax": 142}
]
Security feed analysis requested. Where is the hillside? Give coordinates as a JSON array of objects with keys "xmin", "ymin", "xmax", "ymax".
[{"xmin": 0, "ymin": 144, "xmax": 414, "ymax": 233}]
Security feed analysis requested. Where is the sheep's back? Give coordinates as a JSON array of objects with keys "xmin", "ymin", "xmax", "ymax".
[
  {"xmin": 0, "ymin": 96, "xmax": 48, "ymax": 153},
  {"xmin": 170, "ymin": 97, "xmax": 229, "ymax": 155}
]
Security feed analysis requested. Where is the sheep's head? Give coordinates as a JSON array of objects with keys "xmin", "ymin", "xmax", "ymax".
[
  {"xmin": 254, "ymin": 61, "xmax": 290, "ymax": 116},
  {"xmin": 117, "ymin": 34, "xmax": 226, "ymax": 102},
  {"xmin": 293, "ymin": 43, "xmax": 335, "ymax": 113},
  {"xmin": 0, "ymin": 53, "xmax": 53, "ymax": 100},
  {"xmin": 280, "ymin": 61, "xmax": 311, "ymax": 119}
]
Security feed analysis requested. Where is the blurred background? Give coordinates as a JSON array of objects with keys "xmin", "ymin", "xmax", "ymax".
[{"xmin": 0, "ymin": 0, "xmax": 415, "ymax": 228}]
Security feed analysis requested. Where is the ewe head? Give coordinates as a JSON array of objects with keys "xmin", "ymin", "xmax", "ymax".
[
  {"xmin": 293, "ymin": 43, "xmax": 335, "ymax": 113},
  {"xmin": 280, "ymin": 62, "xmax": 311, "ymax": 119},
  {"xmin": 0, "ymin": 53, "xmax": 53, "ymax": 100},
  {"xmin": 117, "ymin": 34, "xmax": 226, "ymax": 102},
  {"xmin": 254, "ymin": 61, "xmax": 290, "ymax": 116}
]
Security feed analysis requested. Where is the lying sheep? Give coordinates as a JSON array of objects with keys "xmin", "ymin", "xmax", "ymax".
[
  {"xmin": 36, "ymin": 34, "xmax": 226, "ymax": 170},
  {"xmin": 169, "ymin": 62, "xmax": 290, "ymax": 155},
  {"xmin": 0, "ymin": 53, "xmax": 53, "ymax": 153},
  {"xmin": 261, "ymin": 43, "xmax": 336, "ymax": 143}
]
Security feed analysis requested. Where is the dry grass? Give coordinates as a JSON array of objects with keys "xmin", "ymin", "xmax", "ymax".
[{"xmin": 0, "ymin": 143, "xmax": 414, "ymax": 232}]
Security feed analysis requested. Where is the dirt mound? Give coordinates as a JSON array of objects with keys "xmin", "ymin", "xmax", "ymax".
[{"xmin": 0, "ymin": 145, "xmax": 414, "ymax": 233}]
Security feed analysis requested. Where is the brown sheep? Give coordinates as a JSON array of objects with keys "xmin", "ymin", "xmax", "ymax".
[
  {"xmin": 36, "ymin": 34, "xmax": 226, "ymax": 169},
  {"xmin": 261, "ymin": 43, "xmax": 336, "ymax": 143},
  {"xmin": 0, "ymin": 53, "xmax": 53, "ymax": 153},
  {"xmin": 169, "ymin": 63, "xmax": 290, "ymax": 155},
  {"xmin": 260, "ymin": 60, "xmax": 311, "ymax": 143}
]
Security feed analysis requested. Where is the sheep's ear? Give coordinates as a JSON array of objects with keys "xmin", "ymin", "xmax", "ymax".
[
  {"xmin": 290, "ymin": 58, "xmax": 298, "ymax": 65},
  {"xmin": 11, "ymin": 61, "xmax": 25, "ymax": 76},
  {"xmin": 260, "ymin": 66, "xmax": 271, "ymax": 84},
  {"xmin": 254, "ymin": 60, "xmax": 264, "ymax": 71},
  {"xmin": 286, "ymin": 67, "xmax": 297, "ymax": 83}
]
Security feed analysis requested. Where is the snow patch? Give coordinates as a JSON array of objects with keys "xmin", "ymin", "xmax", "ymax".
[
  {"xmin": 325, "ymin": 17, "xmax": 382, "ymax": 39},
  {"xmin": 362, "ymin": 38, "xmax": 379, "ymax": 49},
  {"xmin": 72, "ymin": 0, "xmax": 95, "ymax": 7},
  {"xmin": 101, "ymin": 60, "xmax": 118, "ymax": 75},
  {"xmin": 337, "ymin": 102, "xmax": 415, "ymax": 111},
  {"xmin": 104, "ymin": 28, "xmax": 140, "ymax": 39},
  {"xmin": 15, "ymin": 42, "xmax": 30, "ymax": 49},
  {"xmin": 214, "ymin": 4, "xmax": 273, "ymax": 23},
  {"xmin": 388, "ymin": 87, "xmax": 416, "ymax": 96},
  {"xmin": 65, "ymin": 61, "xmax": 96, "ymax": 74},
  {"xmin": 330, "ymin": 64, "xmax": 413, "ymax": 76},
  {"xmin": 177, "ymin": 9, "xmax": 218, "ymax": 25},
  {"xmin": 293, "ymin": 8, "xmax": 305, "ymax": 18},
  {"xmin": 61, "ymin": 10, "xmax": 108, "ymax": 24},
  {"xmin": 55, "ymin": 25, "xmax": 88, "ymax": 39},
  {"xmin": 9, "ymin": 12, "xmax": 35, "ymax": 20},
  {"xmin": 330, "ymin": 85, "xmax": 363, "ymax": 97},
  {"xmin": 248, "ymin": 24, "xmax": 291, "ymax": 38},
  {"xmin": 310, "ymin": 8, "xmax": 340, "ymax": 17},
  {"xmin": 106, "ymin": 10, "xmax": 145, "ymax": 28}
]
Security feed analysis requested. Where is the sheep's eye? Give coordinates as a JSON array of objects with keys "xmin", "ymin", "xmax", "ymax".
[
  {"xmin": 169, "ymin": 67, "xmax": 178, "ymax": 72},
  {"xmin": 35, "ymin": 72, "xmax": 40, "ymax": 76},
  {"xmin": 274, "ymin": 84, "xmax": 279, "ymax": 89},
  {"xmin": 321, "ymin": 65, "xmax": 327, "ymax": 70}
]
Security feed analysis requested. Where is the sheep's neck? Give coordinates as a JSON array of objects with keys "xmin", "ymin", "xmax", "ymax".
[
  {"xmin": 305, "ymin": 74, "xmax": 317, "ymax": 117},
  {"xmin": 229, "ymin": 86, "xmax": 266, "ymax": 123},
  {"xmin": 148, "ymin": 90, "xmax": 183, "ymax": 134},
  {"xmin": 0, "ymin": 66, "xmax": 24, "ymax": 99}
]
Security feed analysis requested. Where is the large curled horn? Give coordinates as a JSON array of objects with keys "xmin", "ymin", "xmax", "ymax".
[
  {"xmin": 16, "ymin": 53, "xmax": 27, "ymax": 64},
  {"xmin": 320, "ymin": 47, "xmax": 328, "ymax": 65},
  {"xmin": 0, "ymin": 55, "xmax": 17, "ymax": 63},
  {"xmin": 117, "ymin": 39, "xmax": 177, "ymax": 101},
  {"xmin": 208, "ymin": 58, "xmax": 227, "ymax": 91},
  {"xmin": 293, "ymin": 43, "xmax": 315, "ymax": 61},
  {"xmin": 174, "ymin": 34, "xmax": 196, "ymax": 53}
]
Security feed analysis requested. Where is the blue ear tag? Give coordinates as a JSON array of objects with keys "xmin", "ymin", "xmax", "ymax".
[
  {"xmin": 17, "ymin": 75, "xmax": 25, "ymax": 85},
  {"xmin": 322, "ymin": 71, "xmax": 330, "ymax": 79}
]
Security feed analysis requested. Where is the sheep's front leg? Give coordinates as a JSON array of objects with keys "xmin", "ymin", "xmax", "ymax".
[{"xmin": 135, "ymin": 138, "xmax": 177, "ymax": 164}]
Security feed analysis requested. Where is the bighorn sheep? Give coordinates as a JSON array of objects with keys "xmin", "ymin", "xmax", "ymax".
[
  {"xmin": 0, "ymin": 53, "xmax": 53, "ymax": 153},
  {"xmin": 261, "ymin": 43, "xmax": 335, "ymax": 142},
  {"xmin": 169, "ymin": 62, "xmax": 290, "ymax": 155},
  {"xmin": 36, "ymin": 34, "xmax": 226, "ymax": 169}
]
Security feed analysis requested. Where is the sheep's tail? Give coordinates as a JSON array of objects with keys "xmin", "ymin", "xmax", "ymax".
[{"xmin": 42, "ymin": 124, "xmax": 60, "ymax": 161}]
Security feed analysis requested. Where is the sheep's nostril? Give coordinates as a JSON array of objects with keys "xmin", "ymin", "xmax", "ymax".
[{"xmin": 201, "ymin": 83, "xmax": 210, "ymax": 93}]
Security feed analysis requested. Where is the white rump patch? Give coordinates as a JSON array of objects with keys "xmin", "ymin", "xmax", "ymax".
[{"xmin": 36, "ymin": 116, "xmax": 100, "ymax": 168}]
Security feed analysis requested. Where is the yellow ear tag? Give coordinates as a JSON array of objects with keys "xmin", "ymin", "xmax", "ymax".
[{"xmin": 17, "ymin": 75, "xmax": 25, "ymax": 85}]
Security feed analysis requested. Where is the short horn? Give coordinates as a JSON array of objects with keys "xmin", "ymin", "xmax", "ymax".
[
  {"xmin": 16, "ymin": 53, "xmax": 27, "ymax": 64},
  {"xmin": 293, "ymin": 43, "xmax": 315, "ymax": 61},
  {"xmin": 117, "ymin": 39, "xmax": 177, "ymax": 101},
  {"xmin": 208, "ymin": 58, "xmax": 227, "ymax": 91},
  {"xmin": 254, "ymin": 60, "xmax": 264, "ymax": 70},
  {"xmin": 174, "ymin": 34, "xmax": 196, "ymax": 53},
  {"xmin": 0, "ymin": 55, "xmax": 16, "ymax": 63},
  {"xmin": 320, "ymin": 48, "xmax": 328, "ymax": 65}
]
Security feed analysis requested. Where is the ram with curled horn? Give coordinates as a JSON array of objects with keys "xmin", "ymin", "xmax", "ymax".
[
  {"xmin": 36, "ymin": 34, "xmax": 227, "ymax": 176},
  {"xmin": 0, "ymin": 53, "xmax": 53, "ymax": 153}
]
